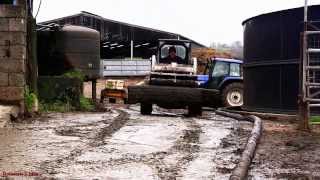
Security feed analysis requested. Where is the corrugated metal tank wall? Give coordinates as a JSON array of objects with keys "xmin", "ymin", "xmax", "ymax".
[{"xmin": 242, "ymin": 5, "xmax": 320, "ymax": 113}]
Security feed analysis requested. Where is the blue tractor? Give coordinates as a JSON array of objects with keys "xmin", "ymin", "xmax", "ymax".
[{"xmin": 198, "ymin": 58, "xmax": 243, "ymax": 107}]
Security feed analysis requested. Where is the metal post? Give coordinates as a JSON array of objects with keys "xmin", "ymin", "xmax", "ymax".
[
  {"xmin": 299, "ymin": 0, "xmax": 310, "ymax": 130},
  {"xmin": 92, "ymin": 79, "xmax": 97, "ymax": 103},
  {"xmin": 131, "ymin": 40, "xmax": 133, "ymax": 60},
  {"xmin": 303, "ymin": 0, "xmax": 308, "ymax": 101},
  {"xmin": 304, "ymin": 0, "xmax": 308, "ymax": 23}
]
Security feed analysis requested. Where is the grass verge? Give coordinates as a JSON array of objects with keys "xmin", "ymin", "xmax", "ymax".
[
  {"xmin": 40, "ymin": 96, "xmax": 95, "ymax": 113},
  {"xmin": 310, "ymin": 116, "xmax": 320, "ymax": 125}
]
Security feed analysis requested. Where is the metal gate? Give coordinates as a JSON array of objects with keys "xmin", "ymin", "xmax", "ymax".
[{"xmin": 102, "ymin": 59, "xmax": 151, "ymax": 77}]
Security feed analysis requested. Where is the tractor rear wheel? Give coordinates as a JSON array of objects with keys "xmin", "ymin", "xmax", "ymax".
[
  {"xmin": 141, "ymin": 103, "xmax": 152, "ymax": 115},
  {"xmin": 222, "ymin": 82, "xmax": 244, "ymax": 107}
]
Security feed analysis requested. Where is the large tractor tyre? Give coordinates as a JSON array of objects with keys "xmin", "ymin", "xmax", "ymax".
[
  {"xmin": 141, "ymin": 103, "xmax": 152, "ymax": 115},
  {"xmin": 221, "ymin": 82, "xmax": 244, "ymax": 107},
  {"xmin": 188, "ymin": 105, "xmax": 202, "ymax": 117}
]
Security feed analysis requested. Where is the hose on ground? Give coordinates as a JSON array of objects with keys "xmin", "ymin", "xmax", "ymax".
[{"xmin": 215, "ymin": 109, "xmax": 263, "ymax": 180}]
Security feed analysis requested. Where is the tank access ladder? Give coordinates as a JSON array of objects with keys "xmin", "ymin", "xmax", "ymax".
[{"xmin": 300, "ymin": 0, "xmax": 320, "ymax": 130}]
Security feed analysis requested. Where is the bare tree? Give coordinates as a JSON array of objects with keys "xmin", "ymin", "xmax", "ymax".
[
  {"xmin": 210, "ymin": 41, "xmax": 243, "ymax": 60},
  {"xmin": 230, "ymin": 41, "xmax": 243, "ymax": 59}
]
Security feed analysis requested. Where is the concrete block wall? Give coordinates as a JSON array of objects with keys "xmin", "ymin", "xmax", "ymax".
[{"xmin": 0, "ymin": 0, "xmax": 27, "ymax": 108}]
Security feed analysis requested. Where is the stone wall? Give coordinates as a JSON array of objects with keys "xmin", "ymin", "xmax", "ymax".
[{"xmin": 0, "ymin": 0, "xmax": 27, "ymax": 110}]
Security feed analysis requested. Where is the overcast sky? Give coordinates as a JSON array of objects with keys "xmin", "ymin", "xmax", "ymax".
[{"xmin": 33, "ymin": 0, "xmax": 318, "ymax": 46}]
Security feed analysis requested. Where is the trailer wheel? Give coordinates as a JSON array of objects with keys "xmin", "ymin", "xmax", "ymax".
[
  {"xmin": 222, "ymin": 82, "xmax": 243, "ymax": 107},
  {"xmin": 141, "ymin": 103, "xmax": 152, "ymax": 115},
  {"xmin": 188, "ymin": 105, "xmax": 202, "ymax": 117}
]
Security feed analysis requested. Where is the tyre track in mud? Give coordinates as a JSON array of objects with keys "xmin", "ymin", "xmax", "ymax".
[
  {"xmin": 88, "ymin": 109, "xmax": 129, "ymax": 147},
  {"xmin": 39, "ymin": 109, "xmax": 129, "ymax": 176},
  {"xmin": 91, "ymin": 115, "xmax": 202, "ymax": 180},
  {"xmin": 150, "ymin": 120, "xmax": 201, "ymax": 180}
]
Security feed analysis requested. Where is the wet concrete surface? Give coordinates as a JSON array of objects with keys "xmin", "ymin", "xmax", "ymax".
[{"xmin": 0, "ymin": 105, "xmax": 244, "ymax": 179}]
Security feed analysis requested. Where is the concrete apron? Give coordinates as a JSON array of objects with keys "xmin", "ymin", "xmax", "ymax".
[{"xmin": 0, "ymin": 105, "xmax": 19, "ymax": 128}]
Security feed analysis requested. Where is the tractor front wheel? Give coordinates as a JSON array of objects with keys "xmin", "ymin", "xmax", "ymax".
[{"xmin": 222, "ymin": 82, "xmax": 244, "ymax": 107}]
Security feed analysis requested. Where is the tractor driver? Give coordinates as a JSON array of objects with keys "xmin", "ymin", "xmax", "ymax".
[{"xmin": 163, "ymin": 46, "xmax": 183, "ymax": 64}]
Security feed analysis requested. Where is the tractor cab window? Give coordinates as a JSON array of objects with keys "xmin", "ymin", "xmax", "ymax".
[
  {"xmin": 160, "ymin": 45, "xmax": 186, "ymax": 64},
  {"xmin": 212, "ymin": 61, "xmax": 229, "ymax": 77},
  {"xmin": 1, "ymin": 0, "xmax": 16, "ymax": 4},
  {"xmin": 230, "ymin": 63, "xmax": 241, "ymax": 77}
]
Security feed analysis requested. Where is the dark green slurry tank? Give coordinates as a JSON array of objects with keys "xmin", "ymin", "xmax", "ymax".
[
  {"xmin": 37, "ymin": 25, "xmax": 100, "ymax": 80},
  {"xmin": 242, "ymin": 5, "xmax": 320, "ymax": 113}
]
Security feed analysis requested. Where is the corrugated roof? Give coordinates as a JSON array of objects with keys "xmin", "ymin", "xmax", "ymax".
[{"xmin": 40, "ymin": 11, "xmax": 206, "ymax": 48}]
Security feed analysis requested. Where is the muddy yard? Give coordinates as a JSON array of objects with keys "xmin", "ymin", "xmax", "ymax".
[
  {"xmin": 0, "ymin": 105, "xmax": 243, "ymax": 179},
  {"xmin": 248, "ymin": 120, "xmax": 320, "ymax": 179},
  {"xmin": 0, "ymin": 105, "xmax": 319, "ymax": 179}
]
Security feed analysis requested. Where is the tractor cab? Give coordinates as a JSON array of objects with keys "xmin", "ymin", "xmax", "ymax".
[
  {"xmin": 151, "ymin": 39, "xmax": 197, "ymax": 75},
  {"xmin": 199, "ymin": 57, "xmax": 244, "ymax": 107},
  {"xmin": 158, "ymin": 39, "xmax": 191, "ymax": 65},
  {"xmin": 199, "ymin": 58, "xmax": 242, "ymax": 86}
]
